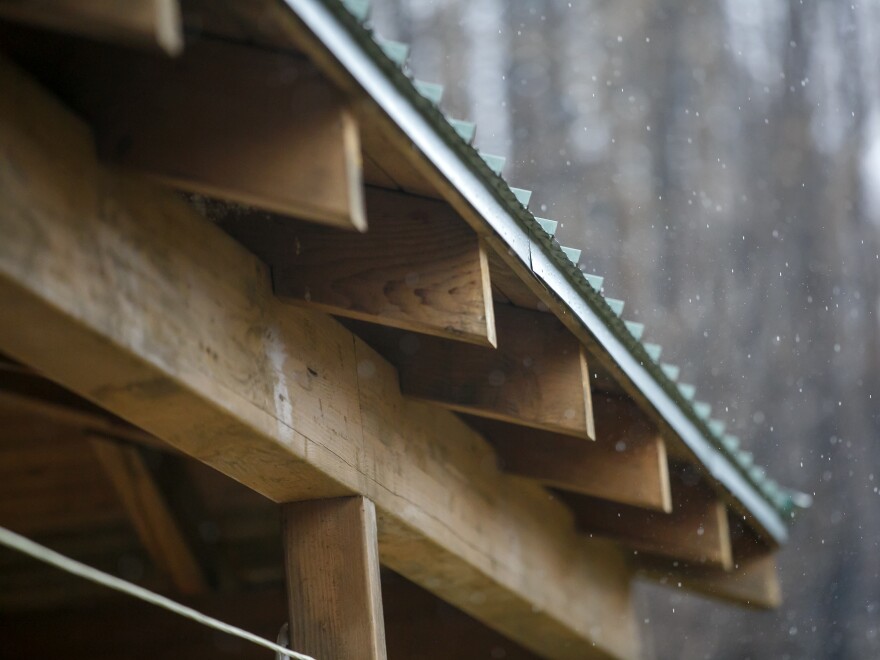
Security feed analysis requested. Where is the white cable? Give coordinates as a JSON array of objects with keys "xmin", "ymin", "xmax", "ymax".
[{"xmin": 0, "ymin": 526, "xmax": 315, "ymax": 660}]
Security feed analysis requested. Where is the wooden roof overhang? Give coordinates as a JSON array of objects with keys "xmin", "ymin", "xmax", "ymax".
[{"xmin": 0, "ymin": 2, "xmax": 802, "ymax": 659}]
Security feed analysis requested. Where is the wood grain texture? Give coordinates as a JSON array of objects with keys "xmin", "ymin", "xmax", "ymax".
[
  {"xmin": 218, "ymin": 187, "xmax": 496, "ymax": 347},
  {"xmin": 283, "ymin": 497, "xmax": 386, "ymax": 659},
  {"xmin": 485, "ymin": 241, "xmax": 545, "ymax": 310},
  {"xmin": 397, "ymin": 303, "xmax": 595, "ymax": 438},
  {"xmin": 561, "ymin": 476, "xmax": 733, "ymax": 569},
  {"xmin": 1, "ymin": 31, "xmax": 365, "ymax": 229},
  {"xmin": 0, "ymin": 55, "xmax": 637, "ymax": 659},
  {"xmin": 0, "ymin": 0, "xmax": 183, "ymax": 55},
  {"xmin": 90, "ymin": 437, "xmax": 208, "ymax": 595},
  {"xmin": 637, "ymin": 553, "xmax": 781, "ymax": 609},
  {"xmin": 360, "ymin": 124, "xmax": 439, "ymax": 197},
  {"xmin": 474, "ymin": 412, "xmax": 671, "ymax": 512}
]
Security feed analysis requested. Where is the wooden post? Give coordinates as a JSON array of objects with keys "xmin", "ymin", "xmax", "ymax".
[{"xmin": 282, "ymin": 497, "xmax": 387, "ymax": 660}]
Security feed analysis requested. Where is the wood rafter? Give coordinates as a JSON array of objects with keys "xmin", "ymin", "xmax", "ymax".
[
  {"xmin": 474, "ymin": 409, "xmax": 671, "ymax": 512},
  {"xmin": 283, "ymin": 497, "xmax": 387, "ymax": 659},
  {"xmin": 218, "ymin": 187, "xmax": 497, "ymax": 347},
  {"xmin": 392, "ymin": 303, "xmax": 595, "ymax": 439},
  {"xmin": 637, "ymin": 553, "xmax": 781, "ymax": 609},
  {"xmin": 560, "ymin": 477, "xmax": 734, "ymax": 570},
  {"xmin": 1, "ymin": 31, "xmax": 365, "ymax": 230}
]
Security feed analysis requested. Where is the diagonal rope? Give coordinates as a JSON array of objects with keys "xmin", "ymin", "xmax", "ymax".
[{"xmin": 0, "ymin": 526, "xmax": 315, "ymax": 660}]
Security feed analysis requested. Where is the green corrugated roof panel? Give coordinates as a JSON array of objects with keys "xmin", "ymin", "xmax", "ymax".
[
  {"xmin": 605, "ymin": 298, "xmax": 624, "ymax": 316},
  {"xmin": 762, "ymin": 479, "xmax": 779, "ymax": 497},
  {"xmin": 375, "ymin": 36, "xmax": 409, "ymax": 66},
  {"xmin": 643, "ymin": 342, "xmax": 662, "ymax": 362},
  {"xmin": 660, "ymin": 363, "xmax": 680, "ymax": 381},
  {"xmin": 480, "ymin": 153, "xmax": 506, "ymax": 175},
  {"xmin": 625, "ymin": 321, "xmax": 644, "ymax": 341},
  {"xmin": 561, "ymin": 246, "xmax": 581, "ymax": 265},
  {"xmin": 584, "ymin": 273, "xmax": 603, "ymax": 292},
  {"xmin": 534, "ymin": 217, "xmax": 558, "ymax": 236},
  {"xmin": 341, "ymin": 0, "xmax": 370, "ymax": 22},
  {"xmin": 414, "ymin": 79, "xmax": 444, "ymax": 105},
  {"xmin": 511, "ymin": 187, "xmax": 532, "ymax": 207},
  {"xmin": 693, "ymin": 401, "xmax": 712, "ymax": 419},
  {"xmin": 737, "ymin": 450, "xmax": 754, "ymax": 468},
  {"xmin": 448, "ymin": 118, "xmax": 476, "ymax": 144},
  {"xmin": 708, "ymin": 419, "xmax": 726, "ymax": 437},
  {"xmin": 722, "ymin": 434, "xmax": 740, "ymax": 451}
]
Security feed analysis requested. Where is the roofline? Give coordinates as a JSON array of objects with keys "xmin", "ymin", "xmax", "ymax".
[{"xmin": 284, "ymin": 0, "xmax": 789, "ymax": 543}]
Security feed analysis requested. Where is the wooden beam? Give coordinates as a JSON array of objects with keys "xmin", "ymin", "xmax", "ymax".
[
  {"xmin": 89, "ymin": 437, "xmax": 208, "ymax": 595},
  {"xmin": 396, "ymin": 303, "xmax": 595, "ymax": 439},
  {"xmin": 636, "ymin": 553, "xmax": 781, "ymax": 609},
  {"xmin": 0, "ymin": 55, "xmax": 637, "ymax": 659},
  {"xmin": 560, "ymin": 478, "xmax": 733, "ymax": 569},
  {"xmin": 283, "ymin": 497, "xmax": 386, "ymax": 659},
  {"xmin": 218, "ymin": 187, "xmax": 496, "ymax": 348},
  {"xmin": 473, "ymin": 409, "xmax": 671, "ymax": 512},
  {"xmin": 0, "ymin": 0, "xmax": 183, "ymax": 55},
  {"xmin": 2, "ymin": 32, "xmax": 365, "ymax": 230}
]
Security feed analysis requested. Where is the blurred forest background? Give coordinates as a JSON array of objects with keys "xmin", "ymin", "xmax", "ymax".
[{"xmin": 371, "ymin": 1, "xmax": 880, "ymax": 658}]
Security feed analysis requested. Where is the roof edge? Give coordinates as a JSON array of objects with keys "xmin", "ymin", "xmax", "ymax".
[{"xmin": 283, "ymin": 0, "xmax": 792, "ymax": 543}]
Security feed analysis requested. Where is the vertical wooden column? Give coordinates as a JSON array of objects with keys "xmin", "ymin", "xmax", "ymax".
[{"xmin": 282, "ymin": 496, "xmax": 387, "ymax": 660}]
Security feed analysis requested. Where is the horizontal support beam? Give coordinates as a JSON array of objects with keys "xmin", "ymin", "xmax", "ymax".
[
  {"xmin": 0, "ymin": 0, "xmax": 183, "ymax": 55},
  {"xmin": 0, "ymin": 56, "xmax": 636, "ymax": 660},
  {"xmin": 2, "ymin": 30, "xmax": 365, "ymax": 229},
  {"xmin": 219, "ymin": 187, "xmax": 496, "ymax": 347},
  {"xmin": 473, "ymin": 414, "xmax": 670, "ymax": 512},
  {"xmin": 560, "ymin": 478, "xmax": 733, "ymax": 569},
  {"xmin": 90, "ymin": 437, "xmax": 208, "ymax": 595},
  {"xmin": 396, "ymin": 304, "xmax": 595, "ymax": 439},
  {"xmin": 636, "ymin": 553, "xmax": 781, "ymax": 610}
]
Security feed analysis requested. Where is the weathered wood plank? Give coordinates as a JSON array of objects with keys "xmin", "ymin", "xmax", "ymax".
[
  {"xmin": 218, "ymin": 187, "xmax": 496, "ymax": 347},
  {"xmin": 0, "ymin": 55, "xmax": 636, "ymax": 659},
  {"xmin": 283, "ymin": 497, "xmax": 386, "ymax": 659},
  {"xmin": 561, "ymin": 478, "xmax": 733, "ymax": 569},
  {"xmin": 0, "ymin": 0, "xmax": 183, "ymax": 55},
  {"xmin": 396, "ymin": 303, "xmax": 595, "ymax": 439},
  {"xmin": 90, "ymin": 437, "xmax": 209, "ymax": 595},
  {"xmin": 473, "ymin": 408, "xmax": 671, "ymax": 512},
  {"xmin": 1, "ymin": 32, "xmax": 365, "ymax": 230},
  {"xmin": 637, "ymin": 553, "xmax": 781, "ymax": 609}
]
